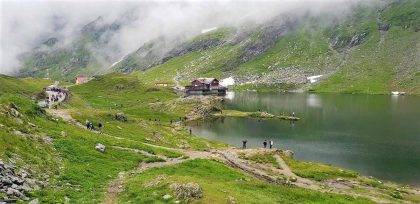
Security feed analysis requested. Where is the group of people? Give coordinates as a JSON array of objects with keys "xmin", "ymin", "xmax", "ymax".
[
  {"xmin": 242, "ymin": 139, "xmax": 275, "ymax": 149},
  {"xmin": 86, "ymin": 120, "xmax": 103, "ymax": 131}
]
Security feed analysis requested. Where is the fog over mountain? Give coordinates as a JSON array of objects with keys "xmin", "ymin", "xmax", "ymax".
[{"xmin": 0, "ymin": 0, "xmax": 364, "ymax": 75}]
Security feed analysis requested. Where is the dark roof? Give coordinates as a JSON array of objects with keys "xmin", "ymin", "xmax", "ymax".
[{"xmin": 195, "ymin": 78, "xmax": 218, "ymax": 84}]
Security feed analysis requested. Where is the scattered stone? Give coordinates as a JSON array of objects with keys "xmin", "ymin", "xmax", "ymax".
[
  {"xmin": 170, "ymin": 182, "xmax": 203, "ymax": 199},
  {"xmin": 290, "ymin": 177, "xmax": 297, "ymax": 182},
  {"xmin": 162, "ymin": 194, "xmax": 172, "ymax": 200},
  {"xmin": 28, "ymin": 122, "xmax": 37, "ymax": 127},
  {"xmin": 144, "ymin": 175, "xmax": 167, "ymax": 188},
  {"xmin": 95, "ymin": 143, "xmax": 106, "ymax": 153},
  {"xmin": 29, "ymin": 198, "xmax": 39, "ymax": 204},
  {"xmin": 42, "ymin": 136, "xmax": 53, "ymax": 144},
  {"xmin": 114, "ymin": 113, "xmax": 127, "ymax": 122},
  {"xmin": 283, "ymin": 150, "xmax": 294, "ymax": 158},
  {"xmin": 228, "ymin": 196, "xmax": 236, "ymax": 204}
]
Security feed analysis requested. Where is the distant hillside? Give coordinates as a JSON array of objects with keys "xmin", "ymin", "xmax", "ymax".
[
  {"xmin": 17, "ymin": 0, "xmax": 420, "ymax": 94},
  {"xmin": 18, "ymin": 16, "xmax": 123, "ymax": 81}
]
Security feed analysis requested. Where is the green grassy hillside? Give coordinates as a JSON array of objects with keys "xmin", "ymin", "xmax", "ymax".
[
  {"xmin": 128, "ymin": 0, "xmax": 420, "ymax": 94},
  {"xmin": 16, "ymin": 0, "xmax": 419, "ymax": 94}
]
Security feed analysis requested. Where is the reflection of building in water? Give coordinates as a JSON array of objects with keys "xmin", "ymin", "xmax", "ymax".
[
  {"xmin": 307, "ymin": 75, "xmax": 323, "ymax": 83},
  {"xmin": 225, "ymin": 91, "xmax": 235, "ymax": 100},
  {"xmin": 306, "ymin": 94, "xmax": 322, "ymax": 108}
]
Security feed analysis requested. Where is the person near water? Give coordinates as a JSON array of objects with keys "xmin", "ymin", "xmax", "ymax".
[
  {"xmin": 242, "ymin": 140, "xmax": 247, "ymax": 149},
  {"xmin": 269, "ymin": 140, "xmax": 274, "ymax": 149},
  {"xmin": 292, "ymin": 112, "xmax": 295, "ymax": 117},
  {"xmin": 263, "ymin": 140, "xmax": 267, "ymax": 148}
]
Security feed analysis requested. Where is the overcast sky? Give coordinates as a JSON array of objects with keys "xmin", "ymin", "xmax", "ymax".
[{"xmin": 0, "ymin": 0, "xmax": 363, "ymax": 75}]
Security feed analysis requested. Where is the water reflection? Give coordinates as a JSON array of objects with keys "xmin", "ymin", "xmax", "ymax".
[{"xmin": 192, "ymin": 92, "xmax": 420, "ymax": 186}]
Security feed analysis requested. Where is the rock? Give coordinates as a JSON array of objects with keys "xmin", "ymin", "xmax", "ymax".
[
  {"xmin": 283, "ymin": 150, "xmax": 294, "ymax": 158},
  {"xmin": 290, "ymin": 177, "xmax": 297, "ymax": 182},
  {"xmin": 8, "ymin": 107, "xmax": 20, "ymax": 118},
  {"xmin": 162, "ymin": 194, "xmax": 172, "ymax": 200},
  {"xmin": 6, "ymin": 187, "xmax": 24, "ymax": 198},
  {"xmin": 114, "ymin": 113, "xmax": 127, "ymax": 122},
  {"xmin": 170, "ymin": 182, "xmax": 203, "ymax": 199},
  {"xmin": 95, "ymin": 143, "xmax": 106, "ymax": 153},
  {"xmin": 42, "ymin": 136, "xmax": 53, "ymax": 144},
  {"xmin": 228, "ymin": 196, "xmax": 236, "ymax": 204},
  {"xmin": 29, "ymin": 198, "xmax": 39, "ymax": 204}
]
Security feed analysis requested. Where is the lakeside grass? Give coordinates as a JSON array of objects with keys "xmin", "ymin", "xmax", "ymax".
[{"xmin": 118, "ymin": 159, "xmax": 372, "ymax": 204}]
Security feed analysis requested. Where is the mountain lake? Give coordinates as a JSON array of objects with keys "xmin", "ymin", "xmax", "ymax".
[{"xmin": 190, "ymin": 92, "xmax": 420, "ymax": 186}]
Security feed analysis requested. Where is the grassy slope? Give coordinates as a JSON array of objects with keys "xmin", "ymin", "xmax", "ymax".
[
  {"xmin": 119, "ymin": 159, "xmax": 371, "ymax": 204},
  {"xmin": 132, "ymin": 0, "xmax": 418, "ymax": 94},
  {"xmin": 0, "ymin": 74, "xmax": 222, "ymax": 202},
  {"xmin": 236, "ymin": 23, "xmax": 339, "ymax": 75},
  {"xmin": 314, "ymin": 0, "xmax": 420, "ymax": 94}
]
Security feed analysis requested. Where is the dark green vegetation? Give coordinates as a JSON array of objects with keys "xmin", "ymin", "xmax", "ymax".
[
  {"xmin": 119, "ymin": 159, "xmax": 370, "ymax": 204},
  {"xmin": 18, "ymin": 0, "xmax": 420, "ymax": 94}
]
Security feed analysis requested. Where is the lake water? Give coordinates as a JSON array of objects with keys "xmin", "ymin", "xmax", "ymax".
[{"xmin": 191, "ymin": 92, "xmax": 420, "ymax": 186}]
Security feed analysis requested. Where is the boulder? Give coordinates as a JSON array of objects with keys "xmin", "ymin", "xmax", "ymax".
[
  {"xmin": 283, "ymin": 150, "xmax": 294, "ymax": 158},
  {"xmin": 95, "ymin": 143, "xmax": 106, "ymax": 153},
  {"xmin": 114, "ymin": 113, "xmax": 127, "ymax": 122},
  {"xmin": 162, "ymin": 194, "xmax": 172, "ymax": 200},
  {"xmin": 170, "ymin": 182, "xmax": 203, "ymax": 199}
]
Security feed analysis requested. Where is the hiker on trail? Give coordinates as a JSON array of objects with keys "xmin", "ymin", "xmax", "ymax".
[
  {"xmin": 89, "ymin": 122, "xmax": 94, "ymax": 130},
  {"xmin": 189, "ymin": 129, "xmax": 192, "ymax": 135},
  {"xmin": 269, "ymin": 140, "xmax": 274, "ymax": 149},
  {"xmin": 242, "ymin": 140, "xmax": 247, "ymax": 149},
  {"xmin": 263, "ymin": 140, "xmax": 267, "ymax": 148}
]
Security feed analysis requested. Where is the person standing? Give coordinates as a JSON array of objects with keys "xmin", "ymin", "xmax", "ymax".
[
  {"xmin": 263, "ymin": 140, "xmax": 267, "ymax": 148},
  {"xmin": 242, "ymin": 140, "xmax": 247, "ymax": 149},
  {"xmin": 269, "ymin": 140, "xmax": 274, "ymax": 149}
]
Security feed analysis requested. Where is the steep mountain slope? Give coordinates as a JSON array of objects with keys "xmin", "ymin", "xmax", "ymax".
[
  {"xmin": 18, "ymin": 17, "xmax": 123, "ymax": 81},
  {"xmin": 119, "ymin": 0, "xmax": 420, "ymax": 94},
  {"xmin": 16, "ymin": 0, "xmax": 419, "ymax": 94}
]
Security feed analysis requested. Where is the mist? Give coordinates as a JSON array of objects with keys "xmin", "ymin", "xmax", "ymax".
[{"xmin": 0, "ymin": 0, "xmax": 366, "ymax": 75}]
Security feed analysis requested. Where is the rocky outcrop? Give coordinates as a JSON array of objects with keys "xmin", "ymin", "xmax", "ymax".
[
  {"xmin": 114, "ymin": 112, "xmax": 127, "ymax": 122},
  {"xmin": 169, "ymin": 182, "xmax": 203, "ymax": 200},
  {"xmin": 0, "ymin": 160, "xmax": 34, "ymax": 201}
]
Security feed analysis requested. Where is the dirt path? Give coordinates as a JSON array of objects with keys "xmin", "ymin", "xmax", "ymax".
[{"xmin": 47, "ymin": 109, "xmax": 418, "ymax": 204}]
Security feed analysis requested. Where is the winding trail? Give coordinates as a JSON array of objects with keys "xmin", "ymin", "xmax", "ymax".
[{"xmin": 45, "ymin": 108, "xmax": 420, "ymax": 204}]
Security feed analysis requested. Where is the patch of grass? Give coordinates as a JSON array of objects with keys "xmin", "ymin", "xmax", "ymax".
[
  {"xmin": 239, "ymin": 152, "xmax": 279, "ymax": 168},
  {"xmin": 118, "ymin": 159, "xmax": 372, "ymax": 203},
  {"xmin": 281, "ymin": 154, "xmax": 358, "ymax": 181}
]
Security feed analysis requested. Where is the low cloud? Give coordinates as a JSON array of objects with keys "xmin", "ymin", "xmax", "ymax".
[{"xmin": 0, "ymin": 0, "xmax": 365, "ymax": 75}]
